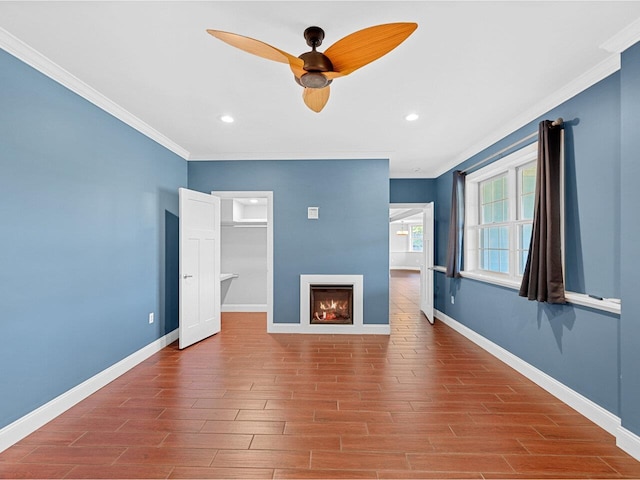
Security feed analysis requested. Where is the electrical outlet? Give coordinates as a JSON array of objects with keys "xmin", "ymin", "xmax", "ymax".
[
  {"xmin": 148, "ymin": 312, "xmax": 154, "ymax": 324},
  {"xmin": 450, "ymin": 295, "xmax": 455, "ymax": 304}
]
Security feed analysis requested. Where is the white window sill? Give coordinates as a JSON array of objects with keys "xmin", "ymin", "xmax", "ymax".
[{"xmin": 433, "ymin": 266, "xmax": 621, "ymax": 316}]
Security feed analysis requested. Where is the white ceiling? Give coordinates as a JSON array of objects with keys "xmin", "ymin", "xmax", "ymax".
[{"xmin": 1, "ymin": 1, "xmax": 639, "ymax": 177}]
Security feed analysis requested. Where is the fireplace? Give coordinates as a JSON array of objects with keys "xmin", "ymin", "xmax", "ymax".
[
  {"xmin": 310, "ymin": 285, "xmax": 353, "ymax": 325},
  {"xmin": 299, "ymin": 274, "xmax": 368, "ymax": 333}
]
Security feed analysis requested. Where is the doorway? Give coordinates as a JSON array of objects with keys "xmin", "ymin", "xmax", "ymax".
[
  {"xmin": 213, "ymin": 191, "xmax": 273, "ymax": 328},
  {"xmin": 389, "ymin": 202, "xmax": 434, "ymax": 323}
]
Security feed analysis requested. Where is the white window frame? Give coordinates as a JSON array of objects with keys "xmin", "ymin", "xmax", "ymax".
[{"xmin": 464, "ymin": 142, "xmax": 539, "ymax": 286}]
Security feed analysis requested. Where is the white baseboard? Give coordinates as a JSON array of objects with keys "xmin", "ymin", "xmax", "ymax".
[
  {"xmin": 268, "ymin": 323, "xmax": 390, "ymax": 335},
  {"xmin": 0, "ymin": 329, "xmax": 179, "ymax": 453},
  {"xmin": 617, "ymin": 425, "xmax": 640, "ymax": 460},
  {"xmin": 221, "ymin": 304, "xmax": 267, "ymax": 313},
  {"xmin": 435, "ymin": 309, "xmax": 627, "ymax": 440}
]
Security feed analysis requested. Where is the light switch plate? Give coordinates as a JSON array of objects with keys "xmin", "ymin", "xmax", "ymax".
[{"xmin": 308, "ymin": 207, "xmax": 319, "ymax": 219}]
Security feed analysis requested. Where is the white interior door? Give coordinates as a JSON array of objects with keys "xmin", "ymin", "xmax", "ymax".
[
  {"xmin": 179, "ymin": 188, "xmax": 221, "ymax": 349},
  {"xmin": 420, "ymin": 202, "xmax": 435, "ymax": 324}
]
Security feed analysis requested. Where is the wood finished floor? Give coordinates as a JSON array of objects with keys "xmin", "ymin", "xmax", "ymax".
[{"xmin": 2, "ymin": 270, "xmax": 640, "ymax": 479}]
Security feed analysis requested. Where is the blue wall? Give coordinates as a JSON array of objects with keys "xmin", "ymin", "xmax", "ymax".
[
  {"xmin": 389, "ymin": 178, "xmax": 436, "ymax": 203},
  {"xmin": 0, "ymin": 50, "xmax": 187, "ymax": 428},
  {"xmin": 433, "ymin": 65, "xmax": 636, "ymax": 432},
  {"xmin": 188, "ymin": 160, "xmax": 390, "ymax": 325},
  {"xmin": 620, "ymin": 42, "xmax": 640, "ymax": 435}
]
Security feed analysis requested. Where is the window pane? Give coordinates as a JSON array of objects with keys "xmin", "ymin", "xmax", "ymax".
[
  {"xmin": 494, "ymin": 177, "xmax": 504, "ymax": 201},
  {"xmin": 519, "ymin": 251, "xmax": 528, "ymax": 275},
  {"xmin": 489, "ymin": 250, "xmax": 500, "ymax": 271},
  {"xmin": 479, "ymin": 227, "xmax": 510, "ymax": 274},
  {"xmin": 520, "ymin": 223, "xmax": 532, "ymax": 249},
  {"xmin": 521, "ymin": 165, "xmax": 536, "ymax": 194},
  {"xmin": 481, "ymin": 175, "xmax": 508, "ymax": 225},
  {"xmin": 499, "ymin": 250, "xmax": 509, "ymax": 273},
  {"xmin": 483, "ymin": 204, "xmax": 494, "ymax": 224},
  {"xmin": 482, "ymin": 182, "xmax": 493, "ymax": 203},
  {"xmin": 518, "ymin": 223, "xmax": 532, "ymax": 275},
  {"xmin": 500, "ymin": 227, "xmax": 509, "ymax": 249},
  {"xmin": 521, "ymin": 193, "xmax": 535, "ymax": 220},
  {"xmin": 519, "ymin": 163, "xmax": 536, "ymax": 220},
  {"xmin": 499, "ymin": 202, "xmax": 507, "ymax": 222},
  {"xmin": 492, "ymin": 203, "xmax": 501, "ymax": 222},
  {"xmin": 488, "ymin": 227, "xmax": 498, "ymax": 248}
]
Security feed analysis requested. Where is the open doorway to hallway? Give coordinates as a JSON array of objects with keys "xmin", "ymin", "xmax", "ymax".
[
  {"xmin": 389, "ymin": 206, "xmax": 422, "ymax": 314},
  {"xmin": 389, "ymin": 203, "xmax": 435, "ymax": 323}
]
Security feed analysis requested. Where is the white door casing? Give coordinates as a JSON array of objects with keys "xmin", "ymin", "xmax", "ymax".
[
  {"xmin": 420, "ymin": 202, "xmax": 435, "ymax": 324},
  {"xmin": 179, "ymin": 188, "xmax": 221, "ymax": 349}
]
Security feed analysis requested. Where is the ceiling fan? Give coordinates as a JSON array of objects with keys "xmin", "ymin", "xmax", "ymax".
[{"xmin": 206, "ymin": 22, "xmax": 418, "ymax": 113}]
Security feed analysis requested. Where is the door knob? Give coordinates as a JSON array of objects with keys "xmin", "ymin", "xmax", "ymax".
[{"xmin": 182, "ymin": 275, "xmax": 193, "ymax": 279}]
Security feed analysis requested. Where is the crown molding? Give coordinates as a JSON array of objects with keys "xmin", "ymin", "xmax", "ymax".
[
  {"xmin": 601, "ymin": 17, "xmax": 640, "ymax": 54},
  {"xmin": 187, "ymin": 151, "xmax": 393, "ymax": 161},
  {"xmin": 0, "ymin": 27, "xmax": 190, "ymax": 160},
  {"xmin": 432, "ymin": 53, "xmax": 621, "ymax": 178}
]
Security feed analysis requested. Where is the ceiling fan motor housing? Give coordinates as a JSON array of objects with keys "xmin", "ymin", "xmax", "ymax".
[
  {"xmin": 298, "ymin": 51, "xmax": 333, "ymax": 88},
  {"xmin": 297, "ymin": 26, "xmax": 333, "ymax": 89}
]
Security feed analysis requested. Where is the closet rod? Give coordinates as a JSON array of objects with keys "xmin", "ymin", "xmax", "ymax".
[{"xmin": 461, "ymin": 118, "xmax": 563, "ymax": 174}]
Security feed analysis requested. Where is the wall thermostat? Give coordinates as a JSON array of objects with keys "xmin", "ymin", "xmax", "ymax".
[{"xmin": 308, "ymin": 207, "xmax": 319, "ymax": 219}]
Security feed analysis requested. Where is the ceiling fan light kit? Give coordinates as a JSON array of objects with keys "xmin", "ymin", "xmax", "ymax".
[
  {"xmin": 299, "ymin": 72, "xmax": 331, "ymax": 89},
  {"xmin": 207, "ymin": 22, "xmax": 417, "ymax": 112}
]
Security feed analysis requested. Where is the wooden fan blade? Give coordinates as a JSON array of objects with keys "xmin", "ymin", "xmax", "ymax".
[
  {"xmin": 207, "ymin": 29, "xmax": 305, "ymax": 76},
  {"xmin": 303, "ymin": 86, "xmax": 330, "ymax": 113},
  {"xmin": 324, "ymin": 22, "xmax": 417, "ymax": 76}
]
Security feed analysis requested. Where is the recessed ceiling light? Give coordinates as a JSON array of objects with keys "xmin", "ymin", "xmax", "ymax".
[
  {"xmin": 249, "ymin": 199, "xmax": 258, "ymax": 204},
  {"xmin": 220, "ymin": 115, "xmax": 234, "ymax": 123},
  {"xmin": 405, "ymin": 113, "xmax": 419, "ymax": 122}
]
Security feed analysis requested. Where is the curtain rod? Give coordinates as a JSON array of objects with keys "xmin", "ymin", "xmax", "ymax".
[{"xmin": 461, "ymin": 118, "xmax": 564, "ymax": 174}]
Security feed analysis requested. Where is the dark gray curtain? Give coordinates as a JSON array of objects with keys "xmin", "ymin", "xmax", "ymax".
[
  {"xmin": 519, "ymin": 120, "xmax": 566, "ymax": 303},
  {"xmin": 445, "ymin": 170, "xmax": 466, "ymax": 278}
]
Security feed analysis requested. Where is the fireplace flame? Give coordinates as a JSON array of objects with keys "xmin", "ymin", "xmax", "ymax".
[
  {"xmin": 319, "ymin": 299, "xmax": 348, "ymax": 311},
  {"xmin": 314, "ymin": 298, "xmax": 351, "ymax": 322}
]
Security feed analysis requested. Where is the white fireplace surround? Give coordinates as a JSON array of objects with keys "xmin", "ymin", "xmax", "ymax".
[
  {"xmin": 302, "ymin": 274, "xmax": 362, "ymax": 328},
  {"xmin": 285, "ymin": 274, "xmax": 389, "ymax": 335}
]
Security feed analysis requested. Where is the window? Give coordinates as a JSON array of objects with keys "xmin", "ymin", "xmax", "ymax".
[
  {"xmin": 410, "ymin": 224, "xmax": 423, "ymax": 252},
  {"xmin": 465, "ymin": 142, "xmax": 538, "ymax": 282}
]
